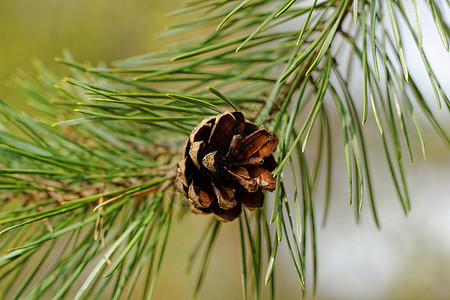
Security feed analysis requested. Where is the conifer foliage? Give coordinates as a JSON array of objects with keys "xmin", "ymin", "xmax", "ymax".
[{"xmin": 0, "ymin": 0, "xmax": 448, "ymax": 298}]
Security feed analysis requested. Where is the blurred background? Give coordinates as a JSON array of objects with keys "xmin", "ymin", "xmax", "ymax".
[
  {"xmin": 0, "ymin": 0, "xmax": 449, "ymax": 299},
  {"xmin": 0, "ymin": 0, "xmax": 187, "ymax": 110}
]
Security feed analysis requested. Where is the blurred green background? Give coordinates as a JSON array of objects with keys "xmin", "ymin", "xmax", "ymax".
[
  {"xmin": 1, "ymin": 1, "xmax": 449, "ymax": 299},
  {"xmin": 0, "ymin": 0, "xmax": 186, "ymax": 110}
]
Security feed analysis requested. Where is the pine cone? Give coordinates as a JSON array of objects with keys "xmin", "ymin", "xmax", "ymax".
[{"xmin": 176, "ymin": 111, "xmax": 279, "ymax": 222}]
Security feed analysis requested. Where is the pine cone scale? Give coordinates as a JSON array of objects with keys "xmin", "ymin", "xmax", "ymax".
[
  {"xmin": 232, "ymin": 126, "xmax": 276, "ymax": 159},
  {"xmin": 228, "ymin": 157, "xmax": 264, "ymax": 168},
  {"xmin": 189, "ymin": 141, "xmax": 204, "ymax": 170},
  {"xmin": 202, "ymin": 151, "xmax": 218, "ymax": 173},
  {"xmin": 212, "ymin": 181, "xmax": 237, "ymax": 210},
  {"xmin": 235, "ymin": 187, "xmax": 264, "ymax": 210},
  {"xmin": 210, "ymin": 202, "xmax": 242, "ymax": 222},
  {"xmin": 188, "ymin": 180, "xmax": 214, "ymax": 208},
  {"xmin": 249, "ymin": 167, "xmax": 276, "ymax": 191},
  {"xmin": 226, "ymin": 167, "xmax": 258, "ymax": 192},
  {"xmin": 177, "ymin": 157, "xmax": 190, "ymax": 188},
  {"xmin": 256, "ymin": 137, "xmax": 279, "ymax": 158},
  {"xmin": 208, "ymin": 113, "xmax": 236, "ymax": 149},
  {"xmin": 190, "ymin": 116, "xmax": 215, "ymax": 145}
]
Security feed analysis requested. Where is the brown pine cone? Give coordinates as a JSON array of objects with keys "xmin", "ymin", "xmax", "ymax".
[{"xmin": 176, "ymin": 111, "xmax": 279, "ymax": 222}]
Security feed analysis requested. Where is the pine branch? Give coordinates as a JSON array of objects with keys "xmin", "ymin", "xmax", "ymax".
[{"xmin": 0, "ymin": 0, "xmax": 449, "ymax": 298}]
